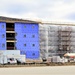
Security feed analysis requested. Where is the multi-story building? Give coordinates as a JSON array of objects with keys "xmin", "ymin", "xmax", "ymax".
[
  {"xmin": 0, "ymin": 16, "xmax": 75, "ymax": 60},
  {"xmin": 0, "ymin": 16, "xmax": 39, "ymax": 59}
]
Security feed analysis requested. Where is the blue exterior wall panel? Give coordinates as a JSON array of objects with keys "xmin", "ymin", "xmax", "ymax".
[
  {"xmin": 0, "ymin": 22, "xmax": 6, "ymax": 50},
  {"xmin": 15, "ymin": 23, "xmax": 39, "ymax": 59},
  {"xmin": 22, "ymin": 24, "xmax": 38, "ymax": 33},
  {"xmin": 26, "ymin": 51, "xmax": 39, "ymax": 59},
  {"xmin": 0, "ymin": 23, "xmax": 6, "ymax": 32},
  {"xmin": 0, "ymin": 22, "xmax": 39, "ymax": 59}
]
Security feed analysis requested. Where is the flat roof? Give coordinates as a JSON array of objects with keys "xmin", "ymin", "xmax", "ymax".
[
  {"xmin": 41, "ymin": 22, "xmax": 75, "ymax": 26},
  {"xmin": 0, "ymin": 16, "xmax": 75, "ymax": 26},
  {"xmin": 0, "ymin": 16, "xmax": 39, "ymax": 23}
]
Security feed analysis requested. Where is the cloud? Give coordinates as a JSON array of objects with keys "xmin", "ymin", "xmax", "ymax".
[{"xmin": 0, "ymin": 0, "xmax": 75, "ymax": 22}]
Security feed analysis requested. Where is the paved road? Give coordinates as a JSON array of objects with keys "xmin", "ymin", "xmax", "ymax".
[{"xmin": 0, "ymin": 66, "xmax": 75, "ymax": 75}]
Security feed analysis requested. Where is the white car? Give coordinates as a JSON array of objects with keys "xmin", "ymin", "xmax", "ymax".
[{"xmin": 7, "ymin": 58, "xmax": 17, "ymax": 64}]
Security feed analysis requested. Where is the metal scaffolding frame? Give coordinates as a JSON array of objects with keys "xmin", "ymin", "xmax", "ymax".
[
  {"xmin": 58, "ymin": 26, "xmax": 72, "ymax": 57},
  {"xmin": 39, "ymin": 24, "xmax": 75, "ymax": 59}
]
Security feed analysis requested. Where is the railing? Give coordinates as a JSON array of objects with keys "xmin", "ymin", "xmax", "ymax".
[
  {"xmin": 7, "ymin": 47, "xmax": 15, "ymax": 50},
  {"xmin": 6, "ymin": 28, "xmax": 14, "ymax": 31},
  {"xmin": 6, "ymin": 37, "xmax": 16, "ymax": 40}
]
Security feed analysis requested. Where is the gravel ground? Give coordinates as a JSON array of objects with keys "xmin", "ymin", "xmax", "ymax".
[{"xmin": 0, "ymin": 66, "xmax": 75, "ymax": 75}]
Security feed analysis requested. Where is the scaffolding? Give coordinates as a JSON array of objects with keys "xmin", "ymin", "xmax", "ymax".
[
  {"xmin": 39, "ymin": 24, "xmax": 48, "ymax": 59},
  {"xmin": 58, "ymin": 26, "xmax": 72, "ymax": 57},
  {"xmin": 39, "ymin": 24, "xmax": 75, "ymax": 59},
  {"xmin": 39, "ymin": 24, "xmax": 58, "ymax": 58},
  {"xmin": 48, "ymin": 26, "xmax": 58, "ymax": 57}
]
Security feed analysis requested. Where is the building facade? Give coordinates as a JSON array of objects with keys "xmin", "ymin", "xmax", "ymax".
[
  {"xmin": 39, "ymin": 23, "xmax": 75, "ymax": 59},
  {"xmin": 1, "ymin": 16, "xmax": 75, "ymax": 60},
  {"xmin": 0, "ymin": 22, "xmax": 39, "ymax": 59}
]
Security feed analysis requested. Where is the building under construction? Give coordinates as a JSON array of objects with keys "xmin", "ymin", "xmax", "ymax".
[
  {"xmin": 39, "ymin": 23, "xmax": 75, "ymax": 60},
  {"xmin": 0, "ymin": 16, "xmax": 75, "ymax": 61}
]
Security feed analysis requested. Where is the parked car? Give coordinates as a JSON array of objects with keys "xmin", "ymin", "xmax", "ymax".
[{"xmin": 7, "ymin": 58, "xmax": 17, "ymax": 64}]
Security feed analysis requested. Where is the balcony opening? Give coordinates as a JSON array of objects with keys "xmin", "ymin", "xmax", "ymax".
[
  {"xmin": 7, "ymin": 42, "xmax": 15, "ymax": 50},
  {"xmin": 6, "ymin": 33, "xmax": 15, "ymax": 40},
  {"xmin": 6, "ymin": 23, "xmax": 15, "ymax": 31}
]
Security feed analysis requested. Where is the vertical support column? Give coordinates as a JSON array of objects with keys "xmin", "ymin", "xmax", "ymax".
[{"xmin": 45, "ymin": 26, "xmax": 48, "ymax": 58}]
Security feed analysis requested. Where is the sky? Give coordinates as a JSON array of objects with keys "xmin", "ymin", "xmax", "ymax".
[{"xmin": 0, "ymin": 0, "xmax": 75, "ymax": 23}]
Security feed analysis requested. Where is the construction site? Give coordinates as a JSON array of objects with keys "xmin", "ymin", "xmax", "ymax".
[
  {"xmin": 39, "ymin": 23, "xmax": 75, "ymax": 63},
  {"xmin": 0, "ymin": 16, "xmax": 75, "ymax": 65}
]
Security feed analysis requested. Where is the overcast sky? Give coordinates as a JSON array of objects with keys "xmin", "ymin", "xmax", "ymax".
[{"xmin": 0, "ymin": 0, "xmax": 75, "ymax": 22}]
